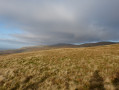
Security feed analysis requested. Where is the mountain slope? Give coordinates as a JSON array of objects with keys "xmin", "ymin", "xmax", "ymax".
[
  {"xmin": 0, "ymin": 44, "xmax": 119, "ymax": 89},
  {"xmin": 0, "ymin": 41, "xmax": 117, "ymax": 55},
  {"xmin": 78, "ymin": 41, "xmax": 116, "ymax": 47}
]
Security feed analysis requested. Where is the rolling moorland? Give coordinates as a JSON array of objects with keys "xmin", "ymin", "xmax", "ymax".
[
  {"xmin": 0, "ymin": 43, "xmax": 119, "ymax": 89},
  {"xmin": 0, "ymin": 41, "xmax": 116, "ymax": 55}
]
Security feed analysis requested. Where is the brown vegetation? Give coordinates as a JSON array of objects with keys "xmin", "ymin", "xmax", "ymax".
[
  {"xmin": 89, "ymin": 70, "xmax": 105, "ymax": 90},
  {"xmin": 0, "ymin": 44, "xmax": 119, "ymax": 89}
]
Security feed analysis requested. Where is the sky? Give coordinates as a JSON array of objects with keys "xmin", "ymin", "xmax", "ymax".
[{"xmin": 0, "ymin": 0, "xmax": 119, "ymax": 49}]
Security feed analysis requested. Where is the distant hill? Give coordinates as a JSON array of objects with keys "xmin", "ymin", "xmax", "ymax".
[
  {"xmin": 48, "ymin": 41, "xmax": 117, "ymax": 48},
  {"xmin": 0, "ymin": 41, "xmax": 117, "ymax": 55},
  {"xmin": 78, "ymin": 41, "xmax": 116, "ymax": 47}
]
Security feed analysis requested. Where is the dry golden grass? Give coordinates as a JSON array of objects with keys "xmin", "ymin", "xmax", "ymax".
[{"xmin": 0, "ymin": 44, "xmax": 119, "ymax": 90}]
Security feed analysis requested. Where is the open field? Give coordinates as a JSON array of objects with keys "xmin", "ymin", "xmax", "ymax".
[
  {"xmin": 0, "ymin": 44, "xmax": 119, "ymax": 90},
  {"xmin": 0, "ymin": 42, "xmax": 116, "ymax": 55}
]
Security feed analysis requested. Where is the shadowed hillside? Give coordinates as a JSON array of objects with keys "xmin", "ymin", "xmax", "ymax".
[{"xmin": 78, "ymin": 41, "xmax": 116, "ymax": 47}]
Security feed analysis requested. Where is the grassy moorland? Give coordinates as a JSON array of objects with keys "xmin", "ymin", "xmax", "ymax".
[{"xmin": 0, "ymin": 44, "xmax": 119, "ymax": 90}]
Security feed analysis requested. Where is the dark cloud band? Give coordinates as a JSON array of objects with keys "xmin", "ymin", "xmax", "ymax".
[{"xmin": 0, "ymin": 0, "xmax": 119, "ymax": 48}]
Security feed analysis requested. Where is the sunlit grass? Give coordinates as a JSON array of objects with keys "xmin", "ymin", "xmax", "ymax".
[{"xmin": 0, "ymin": 44, "xmax": 119, "ymax": 89}]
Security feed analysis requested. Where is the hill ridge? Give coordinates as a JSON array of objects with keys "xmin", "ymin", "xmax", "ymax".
[{"xmin": 0, "ymin": 41, "xmax": 117, "ymax": 55}]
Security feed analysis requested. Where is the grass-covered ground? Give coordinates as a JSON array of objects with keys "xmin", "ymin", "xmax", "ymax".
[{"xmin": 0, "ymin": 44, "xmax": 119, "ymax": 90}]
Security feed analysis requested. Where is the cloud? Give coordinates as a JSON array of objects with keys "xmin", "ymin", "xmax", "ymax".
[{"xmin": 0, "ymin": 0, "xmax": 119, "ymax": 48}]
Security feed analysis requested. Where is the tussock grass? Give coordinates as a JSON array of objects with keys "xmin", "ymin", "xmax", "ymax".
[{"xmin": 0, "ymin": 44, "xmax": 119, "ymax": 89}]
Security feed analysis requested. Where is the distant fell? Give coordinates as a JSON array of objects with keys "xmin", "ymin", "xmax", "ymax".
[
  {"xmin": 79, "ymin": 41, "xmax": 116, "ymax": 47},
  {"xmin": 0, "ymin": 41, "xmax": 117, "ymax": 55}
]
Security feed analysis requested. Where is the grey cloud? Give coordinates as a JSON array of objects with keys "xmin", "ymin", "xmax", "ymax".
[
  {"xmin": 0, "ymin": 38, "xmax": 36, "ymax": 45},
  {"xmin": 0, "ymin": 0, "xmax": 119, "ymax": 47}
]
